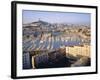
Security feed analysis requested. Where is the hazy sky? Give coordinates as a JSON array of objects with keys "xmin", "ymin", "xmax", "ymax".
[{"xmin": 23, "ymin": 10, "xmax": 91, "ymax": 25}]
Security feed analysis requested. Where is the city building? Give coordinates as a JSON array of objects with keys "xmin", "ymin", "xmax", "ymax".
[{"xmin": 66, "ymin": 45, "xmax": 90, "ymax": 57}]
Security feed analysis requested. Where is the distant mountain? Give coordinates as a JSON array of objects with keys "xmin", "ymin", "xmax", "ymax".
[
  {"xmin": 23, "ymin": 20, "xmax": 51, "ymax": 28},
  {"xmin": 31, "ymin": 20, "xmax": 49, "ymax": 25}
]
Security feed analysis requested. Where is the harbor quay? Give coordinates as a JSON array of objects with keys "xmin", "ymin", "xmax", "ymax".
[{"xmin": 23, "ymin": 20, "xmax": 91, "ymax": 69}]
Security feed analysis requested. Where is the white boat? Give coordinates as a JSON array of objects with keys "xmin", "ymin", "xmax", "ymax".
[{"xmin": 40, "ymin": 41, "xmax": 43, "ymax": 43}]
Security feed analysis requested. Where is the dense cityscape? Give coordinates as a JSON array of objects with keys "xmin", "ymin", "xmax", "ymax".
[{"xmin": 23, "ymin": 19, "xmax": 91, "ymax": 69}]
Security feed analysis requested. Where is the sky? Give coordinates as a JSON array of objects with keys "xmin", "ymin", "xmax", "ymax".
[{"xmin": 23, "ymin": 10, "xmax": 91, "ymax": 25}]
